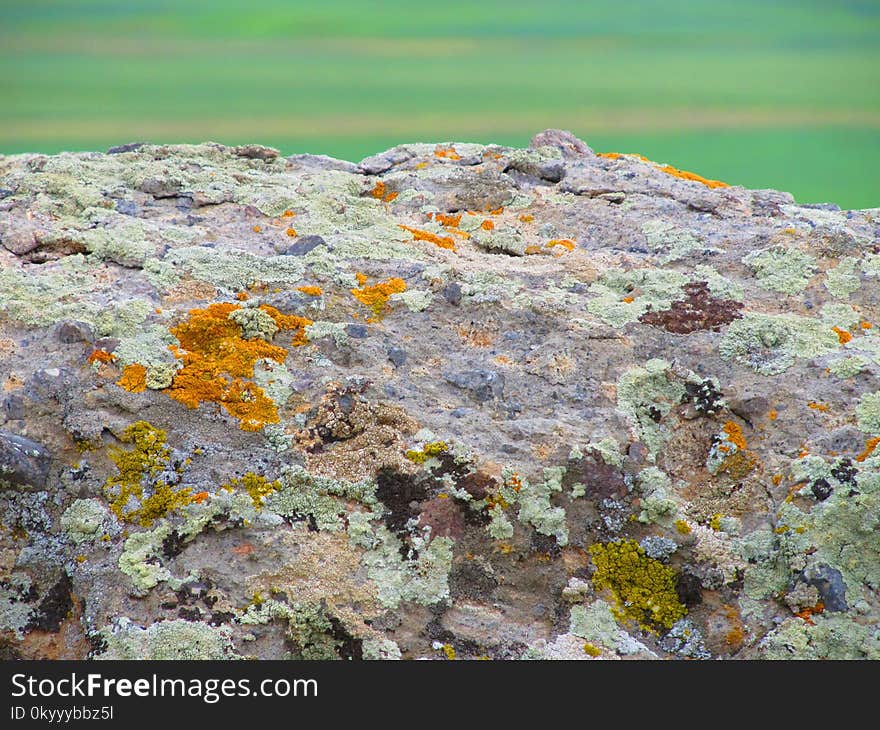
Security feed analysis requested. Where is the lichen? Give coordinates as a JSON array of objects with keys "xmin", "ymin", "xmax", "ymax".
[
  {"xmin": 350, "ymin": 274, "xmax": 407, "ymax": 321},
  {"xmin": 743, "ymin": 245, "xmax": 817, "ymax": 295},
  {"xmin": 228, "ymin": 307, "xmax": 279, "ymax": 341},
  {"xmin": 719, "ymin": 312, "xmax": 839, "ymax": 375},
  {"xmin": 616, "ymin": 359, "xmax": 686, "ymax": 458},
  {"xmin": 516, "ymin": 467, "xmax": 568, "ymax": 546},
  {"xmin": 588, "ymin": 539, "xmax": 687, "ymax": 632},
  {"xmin": 641, "ymin": 220, "xmax": 704, "ymax": 264},
  {"xmin": 95, "ymin": 617, "xmax": 240, "ymax": 660},
  {"xmin": 824, "ymin": 256, "xmax": 862, "ymax": 299},
  {"xmin": 60, "ymin": 498, "xmax": 108, "ymax": 544},
  {"xmin": 166, "ymin": 302, "xmax": 310, "ymax": 431},
  {"xmin": 222, "ymin": 472, "xmax": 281, "ymax": 508},
  {"xmin": 856, "ymin": 392, "xmax": 880, "ymax": 435},
  {"xmin": 636, "ymin": 467, "xmax": 679, "ymax": 524},
  {"xmin": 587, "ymin": 268, "xmax": 688, "ymax": 327},
  {"xmin": 390, "ymin": 289, "xmax": 433, "ymax": 313}
]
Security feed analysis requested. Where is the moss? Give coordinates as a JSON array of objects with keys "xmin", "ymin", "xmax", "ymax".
[
  {"xmin": 856, "ymin": 391, "xmax": 880, "ymax": 435},
  {"xmin": 588, "ymin": 539, "xmax": 687, "ymax": 632},
  {"xmin": 516, "ymin": 467, "xmax": 568, "ymax": 546},
  {"xmin": 719, "ymin": 312, "xmax": 839, "ymax": 375},
  {"xmin": 824, "ymin": 256, "xmax": 862, "ymax": 299},
  {"xmin": 61, "ymin": 498, "xmax": 108, "ymax": 544},
  {"xmin": 641, "ymin": 220, "xmax": 705, "ymax": 263},
  {"xmin": 616, "ymin": 359, "xmax": 686, "ymax": 458},
  {"xmin": 95, "ymin": 617, "xmax": 240, "ymax": 660},
  {"xmin": 228, "ymin": 307, "xmax": 279, "ymax": 341}
]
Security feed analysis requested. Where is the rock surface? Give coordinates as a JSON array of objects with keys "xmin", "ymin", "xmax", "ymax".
[{"xmin": 0, "ymin": 131, "xmax": 878, "ymax": 660}]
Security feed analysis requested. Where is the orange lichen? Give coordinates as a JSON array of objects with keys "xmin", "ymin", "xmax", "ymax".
[
  {"xmin": 772, "ymin": 474, "xmax": 783, "ymax": 486},
  {"xmin": 87, "ymin": 349, "xmax": 117, "ymax": 365},
  {"xmin": 768, "ymin": 410, "xmax": 778, "ymax": 420},
  {"xmin": 488, "ymin": 206, "xmax": 504, "ymax": 215},
  {"xmin": 524, "ymin": 244, "xmax": 543, "ymax": 255},
  {"xmin": 252, "ymin": 225, "xmax": 262, "ymax": 233},
  {"xmin": 808, "ymin": 401, "xmax": 830, "ymax": 413},
  {"xmin": 856, "ymin": 436, "xmax": 880, "ymax": 462},
  {"xmin": 547, "ymin": 238, "xmax": 575, "ymax": 251},
  {"xmin": 597, "ymin": 151, "xmax": 650, "ymax": 162},
  {"xmin": 722, "ymin": 421, "xmax": 747, "ymax": 450},
  {"xmin": 166, "ymin": 302, "xmax": 310, "ymax": 431},
  {"xmin": 282, "ymin": 210, "xmax": 296, "ymax": 218},
  {"xmin": 236, "ymin": 291, "xmax": 249, "ymax": 301},
  {"xmin": 399, "ymin": 224, "xmax": 457, "ymax": 252},
  {"xmin": 297, "ymin": 285, "xmax": 323, "ymax": 297},
  {"xmin": 434, "ymin": 147, "xmax": 461, "ymax": 160},
  {"xmin": 831, "ymin": 326, "xmax": 852, "ymax": 344},
  {"xmin": 622, "ymin": 296, "xmax": 635, "ymax": 304},
  {"xmin": 658, "ymin": 164, "xmax": 729, "ymax": 189},
  {"xmin": 432, "ymin": 212, "xmax": 462, "ymax": 227},
  {"xmin": 285, "ymin": 227, "xmax": 298, "ymax": 237},
  {"xmin": 795, "ymin": 602, "xmax": 825, "ymax": 626},
  {"xmin": 350, "ymin": 275, "xmax": 407, "ymax": 321},
  {"xmin": 190, "ymin": 491, "xmax": 210, "ymax": 504},
  {"xmin": 481, "ymin": 219, "xmax": 494, "ymax": 231},
  {"xmin": 861, "ymin": 321, "xmax": 873, "ymax": 329},
  {"xmin": 518, "ymin": 214, "xmax": 534, "ymax": 223},
  {"xmin": 368, "ymin": 181, "xmax": 398, "ymax": 203},
  {"xmin": 117, "ymin": 364, "xmax": 147, "ymax": 393}
]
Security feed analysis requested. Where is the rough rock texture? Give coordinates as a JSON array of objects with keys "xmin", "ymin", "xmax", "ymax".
[{"xmin": 1, "ymin": 131, "xmax": 878, "ymax": 661}]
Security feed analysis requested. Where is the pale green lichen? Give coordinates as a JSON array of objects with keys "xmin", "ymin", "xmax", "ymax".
[
  {"xmin": 616, "ymin": 359, "xmax": 686, "ymax": 458},
  {"xmin": 824, "ymin": 256, "xmax": 862, "ymax": 299},
  {"xmin": 472, "ymin": 226, "xmax": 526, "ymax": 256},
  {"xmin": 861, "ymin": 253, "xmax": 880, "ymax": 277},
  {"xmin": 820, "ymin": 302, "xmax": 861, "ymax": 330},
  {"xmin": 60, "ymin": 498, "xmax": 108, "ymax": 544},
  {"xmin": 758, "ymin": 614, "xmax": 880, "ymax": 660},
  {"xmin": 118, "ymin": 525, "xmax": 173, "ymax": 594},
  {"xmin": 304, "ymin": 320, "xmax": 350, "ymax": 347},
  {"xmin": 0, "ymin": 574, "xmax": 36, "ymax": 638},
  {"xmin": 229, "ymin": 307, "xmax": 279, "ymax": 341},
  {"xmin": 162, "ymin": 247, "xmax": 307, "ymax": 291},
  {"xmin": 113, "ymin": 324, "xmax": 177, "ymax": 370},
  {"xmin": 856, "ymin": 391, "xmax": 880, "ymax": 434},
  {"xmin": 264, "ymin": 464, "xmax": 377, "ymax": 531},
  {"xmin": 460, "ymin": 270, "xmax": 523, "ymax": 303},
  {"xmin": 636, "ymin": 467, "xmax": 679, "ymax": 524},
  {"xmin": 390, "ymin": 289, "xmax": 433, "ymax": 312},
  {"xmin": 569, "ymin": 600, "xmax": 654, "ymax": 656},
  {"xmin": 358, "ymin": 526, "xmax": 454, "ymax": 609},
  {"xmin": 516, "ymin": 467, "xmax": 568, "ymax": 546},
  {"xmin": 486, "ymin": 504, "xmax": 514, "ymax": 540},
  {"xmin": 719, "ymin": 312, "xmax": 839, "ymax": 375},
  {"xmin": 641, "ymin": 220, "xmax": 705, "ymax": 263},
  {"xmin": 743, "ymin": 245, "xmax": 817, "ymax": 295},
  {"xmin": 586, "ymin": 268, "xmax": 688, "ymax": 327},
  {"xmin": 828, "ymin": 356, "xmax": 867, "ymax": 378},
  {"xmin": 95, "ymin": 617, "xmax": 240, "ymax": 660}
]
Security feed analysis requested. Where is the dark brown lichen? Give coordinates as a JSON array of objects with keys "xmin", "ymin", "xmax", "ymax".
[{"xmin": 639, "ymin": 281, "xmax": 743, "ymax": 334}]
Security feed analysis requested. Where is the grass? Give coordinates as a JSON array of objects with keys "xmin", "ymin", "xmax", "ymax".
[{"xmin": 1, "ymin": 0, "xmax": 878, "ymax": 208}]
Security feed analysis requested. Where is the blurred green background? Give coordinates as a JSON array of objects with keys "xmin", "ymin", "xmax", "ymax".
[{"xmin": 1, "ymin": 0, "xmax": 878, "ymax": 207}]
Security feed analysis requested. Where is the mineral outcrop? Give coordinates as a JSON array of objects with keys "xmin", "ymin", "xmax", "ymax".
[{"xmin": 1, "ymin": 130, "xmax": 878, "ymax": 660}]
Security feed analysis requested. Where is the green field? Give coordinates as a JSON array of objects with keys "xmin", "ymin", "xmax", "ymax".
[{"xmin": 2, "ymin": 1, "xmax": 879, "ymax": 208}]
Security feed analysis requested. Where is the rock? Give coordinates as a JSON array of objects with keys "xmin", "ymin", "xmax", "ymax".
[
  {"xmin": 0, "ymin": 431, "xmax": 51, "ymax": 490},
  {"xmin": 281, "ymin": 234, "xmax": 328, "ymax": 256},
  {"xmin": 0, "ymin": 133, "xmax": 878, "ymax": 662},
  {"xmin": 54, "ymin": 320, "xmax": 95, "ymax": 345},
  {"xmin": 107, "ymin": 142, "xmax": 147, "ymax": 154},
  {"xmin": 529, "ymin": 128, "xmax": 593, "ymax": 157},
  {"xmin": 443, "ymin": 370, "xmax": 505, "ymax": 402},
  {"xmin": 387, "ymin": 346, "xmax": 407, "ymax": 368}
]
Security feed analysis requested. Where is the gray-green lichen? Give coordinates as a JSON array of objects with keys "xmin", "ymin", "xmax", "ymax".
[
  {"xmin": 856, "ymin": 392, "xmax": 880, "ymax": 434},
  {"xmin": 758, "ymin": 615, "xmax": 880, "ymax": 660},
  {"xmin": 569, "ymin": 600, "xmax": 654, "ymax": 656},
  {"xmin": 743, "ymin": 245, "xmax": 817, "ymax": 295},
  {"xmin": 516, "ymin": 466, "xmax": 568, "ymax": 546},
  {"xmin": 229, "ymin": 307, "xmax": 279, "ymax": 341},
  {"xmin": 824, "ymin": 256, "xmax": 862, "ymax": 299},
  {"xmin": 616, "ymin": 359, "xmax": 686, "ymax": 457},
  {"xmin": 719, "ymin": 312, "xmax": 839, "ymax": 375},
  {"xmin": 390, "ymin": 289, "xmax": 433, "ymax": 312},
  {"xmin": 95, "ymin": 617, "xmax": 240, "ymax": 660},
  {"xmin": 641, "ymin": 220, "xmax": 704, "ymax": 263},
  {"xmin": 635, "ymin": 467, "xmax": 678, "ymax": 524},
  {"xmin": 60, "ymin": 498, "xmax": 108, "ymax": 544},
  {"xmin": 828, "ymin": 355, "xmax": 867, "ymax": 378}
]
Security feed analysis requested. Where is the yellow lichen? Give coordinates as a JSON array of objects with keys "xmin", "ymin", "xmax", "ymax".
[
  {"xmin": 222, "ymin": 472, "xmax": 281, "ymax": 508},
  {"xmin": 103, "ymin": 421, "xmax": 191, "ymax": 527},
  {"xmin": 405, "ymin": 441, "xmax": 448, "ymax": 464},
  {"xmin": 588, "ymin": 539, "xmax": 686, "ymax": 632}
]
